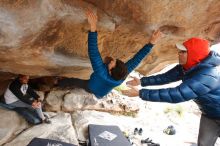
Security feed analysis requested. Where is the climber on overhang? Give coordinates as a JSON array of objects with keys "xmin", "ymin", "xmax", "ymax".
[{"xmin": 57, "ymin": 9, "xmax": 162, "ymax": 99}]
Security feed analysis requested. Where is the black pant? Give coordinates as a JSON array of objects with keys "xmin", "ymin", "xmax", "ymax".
[
  {"xmin": 198, "ymin": 115, "xmax": 220, "ymax": 146},
  {"xmin": 57, "ymin": 78, "xmax": 91, "ymax": 93}
]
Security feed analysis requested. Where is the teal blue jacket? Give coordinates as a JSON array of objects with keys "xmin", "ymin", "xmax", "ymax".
[{"xmin": 88, "ymin": 32, "xmax": 153, "ymax": 98}]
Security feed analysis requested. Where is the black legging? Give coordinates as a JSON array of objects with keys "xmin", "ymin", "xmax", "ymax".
[{"xmin": 57, "ymin": 78, "xmax": 91, "ymax": 93}]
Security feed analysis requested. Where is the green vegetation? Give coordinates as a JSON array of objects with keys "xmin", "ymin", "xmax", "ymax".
[
  {"xmin": 164, "ymin": 105, "xmax": 184, "ymax": 117},
  {"xmin": 114, "ymin": 84, "xmax": 129, "ymax": 92}
]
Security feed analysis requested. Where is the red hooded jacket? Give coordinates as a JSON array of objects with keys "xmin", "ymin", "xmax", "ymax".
[{"xmin": 182, "ymin": 38, "xmax": 210, "ymax": 70}]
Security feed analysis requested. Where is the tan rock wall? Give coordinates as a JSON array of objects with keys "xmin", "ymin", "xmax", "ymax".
[{"xmin": 0, "ymin": 0, "xmax": 219, "ymax": 78}]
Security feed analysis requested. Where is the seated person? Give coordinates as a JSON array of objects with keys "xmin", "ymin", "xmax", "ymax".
[{"xmin": 4, "ymin": 74, "xmax": 51, "ymax": 124}]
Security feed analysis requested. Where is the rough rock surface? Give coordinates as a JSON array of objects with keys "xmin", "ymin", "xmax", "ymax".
[
  {"xmin": 4, "ymin": 112, "xmax": 79, "ymax": 146},
  {"xmin": 0, "ymin": 0, "xmax": 219, "ymax": 79},
  {"xmin": 0, "ymin": 108, "xmax": 28, "ymax": 146},
  {"xmin": 45, "ymin": 88, "xmax": 139, "ymax": 114}
]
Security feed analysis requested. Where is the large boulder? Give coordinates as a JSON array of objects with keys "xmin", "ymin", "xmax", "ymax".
[
  {"xmin": 4, "ymin": 112, "xmax": 78, "ymax": 146},
  {"xmin": 0, "ymin": 0, "xmax": 219, "ymax": 78},
  {"xmin": 45, "ymin": 88, "xmax": 139, "ymax": 114},
  {"xmin": 0, "ymin": 108, "xmax": 28, "ymax": 145},
  {"xmin": 45, "ymin": 90, "xmax": 68, "ymax": 111}
]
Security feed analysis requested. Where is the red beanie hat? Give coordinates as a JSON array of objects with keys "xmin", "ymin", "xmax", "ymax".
[{"xmin": 182, "ymin": 38, "xmax": 210, "ymax": 70}]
